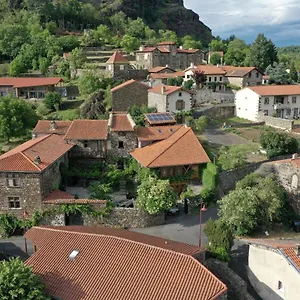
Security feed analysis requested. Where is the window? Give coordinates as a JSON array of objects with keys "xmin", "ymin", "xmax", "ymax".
[
  {"xmin": 264, "ymin": 97, "xmax": 269, "ymax": 104},
  {"xmin": 263, "ymin": 110, "xmax": 268, "ymax": 116},
  {"xmin": 214, "ymin": 77, "xmax": 217, "ymax": 82},
  {"xmin": 7, "ymin": 174, "xmax": 20, "ymax": 187},
  {"xmin": 220, "ymin": 77, "xmax": 222, "ymax": 81},
  {"xmin": 8, "ymin": 197, "xmax": 20, "ymax": 209},
  {"xmin": 286, "ymin": 108, "xmax": 291, "ymax": 115},
  {"xmin": 176, "ymin": 100, "xmax": 185, "ymax": 111},
  {"xmin": 120, "ymin": 65, "xmax": 124, "ymax": 70},
  {"xmin": 278, "ymin": 281, "xmax": 284, "ymax": 293},
  {"xmin": 83, "ymin": 141, "xmax": 88, "ymax": 148},
  {"xmin": 292, "ymin": 96, "xmax": 297, "ymax": 103},
  {"xmin": 248, "ymin": 72, "xmax": 252, "ymax": 78},
  {"xmin": 294, "ymin": 108, "xmax": 299, "ymax": 117},
  {"xmin": 108, "ymin": 64, "xmax": 112, "ymax": 71},
  {"xmin": 178, "ymin": 92, "xmax": 182, "ymax": 97},
  {"xmin": 256, "ymin": 72, "xmax": 259, "ymax": 78},
  {"xmin": 118, "ymin": 132, "xmax": 126, "ymax": 136},
  {"xmin": 187, "ymin": 75, "xmax": 190, "ymax": 79},
  {"xmin": 118, "ymin": 141, "xmax": 124, "ymax": 149},
  {"xmin": 208, "ymin": 77, "xmax": 212, "ymax": 82}
]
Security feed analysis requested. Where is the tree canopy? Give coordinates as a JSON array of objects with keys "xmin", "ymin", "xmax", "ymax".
[{"xmin": 265, "ymin": 62, "xmax": 291, "ymax": 85}]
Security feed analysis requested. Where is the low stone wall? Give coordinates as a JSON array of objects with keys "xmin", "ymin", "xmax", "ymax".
[
  {"xmin": 257, "ymin": 115, "xmax": 294, "ymax": 131},
  {"xmin": 204, "ymin": 258, "xmax": 255, "ymax": 300},
  {"xmin": 230, "ymin": 121, "xmax": 264, "ymax": 128},
  {"xmin": 195, "ymin": 90, "xmax": 235, "ymax": 104}
]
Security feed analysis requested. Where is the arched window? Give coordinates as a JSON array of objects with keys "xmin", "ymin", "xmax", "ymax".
[{"xmin": 291, "ymin": 174, "xmax": 299, "ymax": 190}]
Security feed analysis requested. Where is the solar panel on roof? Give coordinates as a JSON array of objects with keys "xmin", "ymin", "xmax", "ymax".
[{"xmin": 145, "ymin": 113, "xmax": 175, "ymax": 123}]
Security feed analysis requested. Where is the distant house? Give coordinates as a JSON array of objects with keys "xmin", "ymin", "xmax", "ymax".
[
  {"xmin": 107, "ymin": 112, "xmax": 137, "ymax": 157},
  {"xmin": 0, "ymin": 134, "xmax": 73, "ymax": 217},
  {"xmin": 148, "ymin": 85, "xmax": 192, "ymax": 122},
  {"xmin": 0, "ymin": 77, "xmax": 63, "ymax": 99},
  {"xmin": 25, "ymin": 226, "xmax": 227, "ymax": 300},
  {"xmin": 235, "ymin": 85, "xmax": 300, "ymax": 121},
  {"xmin": 106, "ymin": 51, "xmax": 131, "ymax": 78},
  {"xmin": 247, "ymin": 239, "xmax": 300, "ymax": 300},
  {"xmin": 32, "ymin": 120, "xmax": 72, "ymax": 138},
  {"xmin": 135, "ymin": 41, "xmax": 203, "ymax": 70},
  {"xmin": 148, "ymin": 66, "xmax": 176, "ymax": 74},
  {"xmin": 111, "ymin": 79, "xmax": 150, "ymax": 111},
  {"xmin": 131, "ymin": 125, "xmax": 210, "ymax": 193},
  {"xmin": 149, "ymin": 71, "xmax": 185, "ymax": 86}
]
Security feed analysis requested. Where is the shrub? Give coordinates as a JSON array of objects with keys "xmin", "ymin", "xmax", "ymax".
[
  {"xmin": 44, "ymin": 92, "xmax": 62, "ymax": 111},
  {"xmin": 202, "ymin": 163, "xmax": 218, "ymax": 191},
  {"xmin": 200, "ymin": 188, "xmax": 215, "ymax": 204}
]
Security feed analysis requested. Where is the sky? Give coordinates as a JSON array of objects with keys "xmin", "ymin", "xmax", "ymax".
[{"xmin": 184, "ymin": 0, "xmax": 300, "ymax": 46}]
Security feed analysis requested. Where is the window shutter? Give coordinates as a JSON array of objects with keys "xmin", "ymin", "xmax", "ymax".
[{"xmin": 182, "ymin": 101, "xmax": 185, "ymax": 110}]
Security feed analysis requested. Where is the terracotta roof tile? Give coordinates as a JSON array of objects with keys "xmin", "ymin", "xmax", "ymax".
[
  {"xmin": 0, "ymin": 135, "xmax": 73, "ymax": 172},
  {"xmin": 186, "ymin": 65, "xmax": 226, "ymax": 75},
  {"xmin": 150, "ymin": 71, "xmax": 185, "ymax": 79},
  {"xmin": 0, "ymin": 77, "xmax": 63, "ymax": 88},
  {"xmin": 247, "ymin": 85, "xmax": 300, "ymax": 96},
  {"xmin": 43, "ymin": 199, "xmax": 106, "ymax": 204},
  {"xmin": 149, "ymin": 85, "xmax": 191, "ymax": 96},
  {"xmin": 25, "ymin": 226, "xmax": 226, "ymax": 300},
  {"xmin": 131, "ymin": 126, "xmax": 211, "ymax": 167},
  {"xmin": 221, "ymin": 66, "xmax": 262, "ymax": 77},
  {"xmin": 177, "ymin": 48, "xmax": 200, "ymax": 54},
  {"xmin": 149, "ymin": 66, "xmax": 176, "ymax": 73},
  {"xmin": 157, "ymin": 41, "xmax": 176, "ymax": 45},
  {"xmin": 137, "ymin": 125, "xmax": 183, "ymax": 141},
  {"xmin": 64, "ymin": 120, "xmax": 108, "ymax": 140},
  {"xmin": 157, "ymin": 47, "xmax": 170, "ymax": 53},
  {"xmin": 44, "ymin": 190, "xmax": 75, "ymax": 201},
  {"xmin": 111, "ymin": 79, "xmax": 150, "ymax": 92},
  {"xmin": 110, "ymin": 113, "xmax": 135, "ymax": 131},
  {"xmin": 33, "ymin": 120, "xmax": 72, "ymax": 135},
  {"xmin": 281, "ymin": 247, "xmax": 300, "ymax": 270},
  {"xmin": 106, "ymin": 51, "xmax": 129, "ymax": 64},
  {"xmin": 136, "ymin": 47, "xmax": 157, "ymax": 53}
]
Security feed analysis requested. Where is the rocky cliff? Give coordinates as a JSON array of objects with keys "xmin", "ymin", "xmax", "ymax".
[{"xmin": 98, "ymin": 0, "xmax": 212, "ymax": 43}]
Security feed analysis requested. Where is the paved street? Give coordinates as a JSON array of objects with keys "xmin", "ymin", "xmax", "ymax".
[{"xmin": 0, "ymin": 236, "xmax": 34, "ymax": 259}]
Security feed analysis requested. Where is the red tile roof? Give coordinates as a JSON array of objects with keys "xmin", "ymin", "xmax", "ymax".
[
  {"xmin": 221, "ymin": 66, "xmax": 262, "ymax": 77},
  {"xmin": 177, "ymin": 48, "xmax": 200, "ymax": 54},
  {"xmin": 137, "ymin": 125, "xmax": 183, "ymax": 141},
  {"xmin": 157, "ymin": 46, "xmax": 170, "ymax": 53},
  {"xmin": 136, "ymin": 47, "xmax": 157, "ymax": 53},
  {"xmin": 110, "ymin": 113, "xmax": 135, "ymax": 131},
  {"xmin": 281, "ymin": 247, "xmax": 300, "ymax": 270},
  {"xmin": 157, "ymin": 41, "xmax": 176, "ymax": 45},
  {"xmin": 149, "ymin": 84, "xmax": 192, "ymax": 96},
  {"xmin": 25, "ymin": 226, "xmax": 226, "ymax": 300},
  {"xmin": 149, "ymin": 66, "xmax": 176, "ymax": 73},
  {"xmin": 33, "ymin": 120, "xmax": 72, "ymax": 135},
  {"xmin": 106, "ymin": 51, "xmax": 129, "ymax": 64},
  {"xmin": 111, "ymin": 79, "xmax": 150, "ymax": 92},
  {"xmin": 209, "ymin": 51, "xmax": 224, "ymax": 57},
  {"xmin": 131, "ymin": 126, "xmax": 211, "ymax": 167},
  {"xmin": 44, "ymin": 190, "xmax": 75, "ymax": 201},
  {"xmin": 0, "ymin": 77, "xmax": 63, "ymax": 88},
  {"xmin": 186, "ymin": 65, "xmax": 226, "ymax": 75},
  {"xmin": 247, "ymin": 85, "xmax": 300, "ymax": 96},
  {"xmin": 0, "ymin": 135, "xmax": 73, "ymax": 172},
  {"xmin": 43, "ymin": 199, "xmax": 106, "ymax": 204},
  {"xmin": 64, "ymin": 120, "xmax": 108, "ymax": 140},
  {"xmin": 150, "ymin": 71, "xmax": 185, "ymax": 79}
]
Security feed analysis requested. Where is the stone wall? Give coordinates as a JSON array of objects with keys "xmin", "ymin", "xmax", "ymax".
[
  {"xmin": 204, "ymin": 258, "xmax": 255, "ymax": 300},
  {"xmin": 112, "ymin": 81, "xmax": 149, "ymax": 111},
  {"xmin": 68, "ymin": 140, "xmax": 106, "ymax": 159},
  {"xmin": 148, "ymin": 92, "xmax": 167, "ymax": 112},
  {"xmin": 194, "ymin": 105, "xmax": 235, "ymax": 119},
  {"xmin": 113, "ymin": 69, "xmax": 149, "ymax": 81},
  {"xmin": 257, "ymin": 115, "xmax": 294, "ymax": 131},
  {"xmin": 108, "ymin": 131, "xmax": 137, "ymax": 157},
  {"xmin": 195, "ymin": 90, "xmax": 235, "ymax": 105}
]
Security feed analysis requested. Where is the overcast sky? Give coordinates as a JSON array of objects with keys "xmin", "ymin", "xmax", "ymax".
[{"xmin": 184, "ymin": 0, "xmax": 300, "ymax": 46}]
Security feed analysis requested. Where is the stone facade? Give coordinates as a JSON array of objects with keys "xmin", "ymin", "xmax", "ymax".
[
  {"xmin": 108, "ymin": 131, "xmax": 137, "ymax": 157},
  {"xmin": 112, "ymin": 81, "xmax": 149, "ymax": 111},
  {"xmin": 106, "ymin": 62, "xmax": 131, "ymax": 78},
  {"xmin": 257, "ymin": 115, "xmax": 294, "ymax": 131},
  {"xmin": 68, "ymin": 140, "xmax": 107, "ymax": 159}
]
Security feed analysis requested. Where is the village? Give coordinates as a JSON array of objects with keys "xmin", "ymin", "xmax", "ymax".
[{"xmin": 0, "ymin": 2, "xmax": 300, "ymax": 300}]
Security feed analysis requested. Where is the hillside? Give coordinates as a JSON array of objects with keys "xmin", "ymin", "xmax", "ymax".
[{"xmin": 95, "ymin": 0, "xmax": 212, "ymax": 43}]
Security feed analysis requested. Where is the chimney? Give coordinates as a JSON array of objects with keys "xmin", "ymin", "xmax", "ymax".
[
  {"xmin": 34, "ymin": 156, "xmax": 41, "ymax": 165},
  {"xmin": 165, "ymin": 64, "xmax": 169, "ymax": 68},
  {"xmin": 292, "ymin": 153, "xmax": 298, "ymax": 160},
  {"xmin": 139, "ymin": 46, "xmax": 144, "ymax": 51},
  {"xmin": 50, "ymin": 120, "xmax": 57, "ymax": 131},
  {"xmin": 190, "ymin": 62, "xmax": 195, "ymax": 69},
  {"xmin": 179, "ymin": 46, "xmax": 183, "ymax": 49},
  {"xmin": 161, "ymin": 86, "xmax": 166, "ymax": 94},
  {"xmin": 295, "ymin": 245, "xmax": 300, "ymax": 256}
]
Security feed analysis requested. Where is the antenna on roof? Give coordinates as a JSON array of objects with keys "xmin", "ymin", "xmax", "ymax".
[{"xmin": 34, "ymin": 156, "xmax": 41, "ymax": 164}]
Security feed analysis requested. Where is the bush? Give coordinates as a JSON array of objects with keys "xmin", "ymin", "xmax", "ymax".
[
  {"xmin": 202, "ymin": 163, "xmax": 218, "ymax": 191},
  {"xmin": 200, "ymin": 188, "xmax": 215, "ymax": 204},
  {"xmin": 44, "ymin": 92, "xmax": 62, "ymax": 111},
  {"xmin": 36, "ymin": 103, "xmax": 51, "ymax": 117},
  {"xmin": 260, "ymin": 131, "xmax": 298, "ymax": 158}
]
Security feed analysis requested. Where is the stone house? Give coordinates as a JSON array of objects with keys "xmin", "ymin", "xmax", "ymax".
[
  {"xmin": 148, "ymin": 66, "xmax": 176, "ymax": 74},
  {"xmin": 25, "ymin": 226, "xmax": 227, "ymax": 300},
  {"xmin": 247, "ymin": 240, "xmax": 300, "ymax": 300},
  {"xmin": 64, "ymin": 120, "xmax": 108, "ymax": 159},
  {"xmin": 0, "ymin": 77, "xmax": 63, "ymax": 99},
  {"xmin": 131, "ymin": 125, "xmax": 211, "ymax": 193},
  {"xmin": 149, "ymin": 71, "xmax": 185, "ymax": 87},
  {"xmin": 235, "ymin": 85, "xmax": 300, "ymax": 121},
  {"xmin": 135, "ymin": 41, "xmax": 203, "ymax": 70},
  {"xmin": 144, "ymin": 112, "xmax": 177, "ymax": 127},
  {"xmin": 0, "ymin": 134, "xmax": 73, "ymax": 217},
  {"xmin": 107, "ymin": 112, "xmax": 137, "ymax": 157},
  {"xmin": 106, "ymin": 51, "xmax": 131, "ymax": 78},
  {"xmin": 111, "ymin": 79, "xmax": 150, "ymax": 111},
  {"xmin": 148, "ymin": 85, "xmax": 193, "ymax": 123},
  {"xmin": 32, "ymin": 120, "xmax": 72, "ymax": 138}
]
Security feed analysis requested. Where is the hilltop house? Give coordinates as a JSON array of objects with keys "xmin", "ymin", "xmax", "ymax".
[
  {"xmin": 0, "ymin": 77, "xmax": 63, "ymax": 99},
  {"xmin": 235, "ymin": 85, "xmax": 300, "ymax": 121},
  {"xmin": 106, "ymin": 51, "xmax": 131, "ymax": 78},
  {"xmin": 111, "ymin": 79, "xmax": 150, "ymax": 111},
  {"xmin": 148, "ymin": 85, "xmax": 193, "ymax": 121},
  {"xmin": 25, "ymin": 226, "xmax": 227, "ymax": 300},
  {"xmin": 0, "ymin": 135, "xmax": 73, "ymax": 217},
  {"xmin": 131, "ymin": 125, "xmax": 210, "ymax": 193},
  {"xmin": 135, "ymin": 41, "xmax": 203, "ymax": 70}
]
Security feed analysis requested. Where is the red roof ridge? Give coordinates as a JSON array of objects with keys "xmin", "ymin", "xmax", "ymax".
[{"xmin": 20, "ymin": 152, "xmax": 42, "ymax": 171}]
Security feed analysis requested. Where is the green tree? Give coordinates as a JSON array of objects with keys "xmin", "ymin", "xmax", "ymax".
[
  {"xmin": 144, "ymin": 26, "xmax": 157, "ymax": 46},
  {"xmin": 260, "ymin": 131, "xmax": 298, "ymax": 158},
  {"xmin": 58, "ymin": 35, "xmax": 80, "ymax": 52},
  {"xmin": 128, "ymin": 104, "xmax": 156, "ymax": 126},
  {"xmin": 89, "ymin": 183, "xmax": 112, "ymax": 201},
  {"xmin": 224, "ymin": 38, "xmax": 249, "ymax": 66},
  {"xmin": 120, "ymin": 34, "xmax": 139, "ymax": 53},
  {"xmin": 93, "ymin": 25, "xmax": 111, "ymax": 45},
  {"xmin": 0, "ymin": 257, "xmax": 49, "ymax": 300},
  {"xmin": 209, "ymin": 39, "xmax": 226, "ymax": 51},
  {"xmin": 78, "ymin": 72, "xmax": 101, "ymax": 95},
  {"xmin": 181, "ymin": 35, "xmax": 202, "ymax": 49},
  {"xmin": 109, "ymin": 12, "xmax": 127, "ymax": 35},
  {"xmin": 158, "ymin": 29, "xmax": 178, "ymax": 43},
  {"xmin": 265, "ymin": 62, "xmax": 291, "ymax": 85},
  {"xmin": 136, "ymin": 176, "xmax": 177, "ymax": 214},
  {"xmin": 188, "ymin": 115, "xmax": 208, "ymax": 134},
  {"xmin": 218, "ymin": 145, "xmax": 247, "ymax": 170},
  {"xmin": 289, "ymin": 61, "xmax": 298, "ymax": 82},
  {"xmin": 210, "ymin": 53, "xmax": 222, "ymax": 65},
  {"xmin": 0, "ymin": 96, "xmax": 38, "ymax": 142},
  {"xmin": 126, "ymin": 17, "xmax": 145, "ymax": 39},
  {"xmin": 44, "ymin": 92, "xmax": 62, "ymax": 111},
  {"xmin": 248, "ymin": 33, "xmax": 278, "ymax": 70},
  {"xmin": 69, "ymin": 47, "xmax": 86, "ymax": 77},
  {"xmin": 183, "ymin": 79, "xmax": 194, "ymax": 89},
  {"xmin": 9, "ymin": 55, "xmax": 27, "ymax": 76}
]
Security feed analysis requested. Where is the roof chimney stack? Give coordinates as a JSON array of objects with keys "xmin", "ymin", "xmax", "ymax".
[
  {"xmin": 161, "ymin": 86, "xmax": 166, "ymax": 94},
  {"xmin": 34, "ymin": 156, "xmax": 41, "ymax": 165},
  {"xmin": 139, "ymin": 46, "xmax": 144, "ymax": 51},
  {"xmin": 166, "ymin": 64, "xmax": 169, "ymax": 68},
  {"xmin": 179, "ymin": 46, "xmax": 183, "ymax": 49},
  {"xmin": 190, "ymin": 62, "xmax": 195, "ymax": 69},
  {"xmin": 50, "ymin": 120, "xmax": 57, "ymax": 131},
  {"xmin": 292, "ymin": 153, "xmax": 298, "ymax": 160},
  {"xmin": 295, "ymin": 245, "xmax": 300, "ymax": 256}
]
